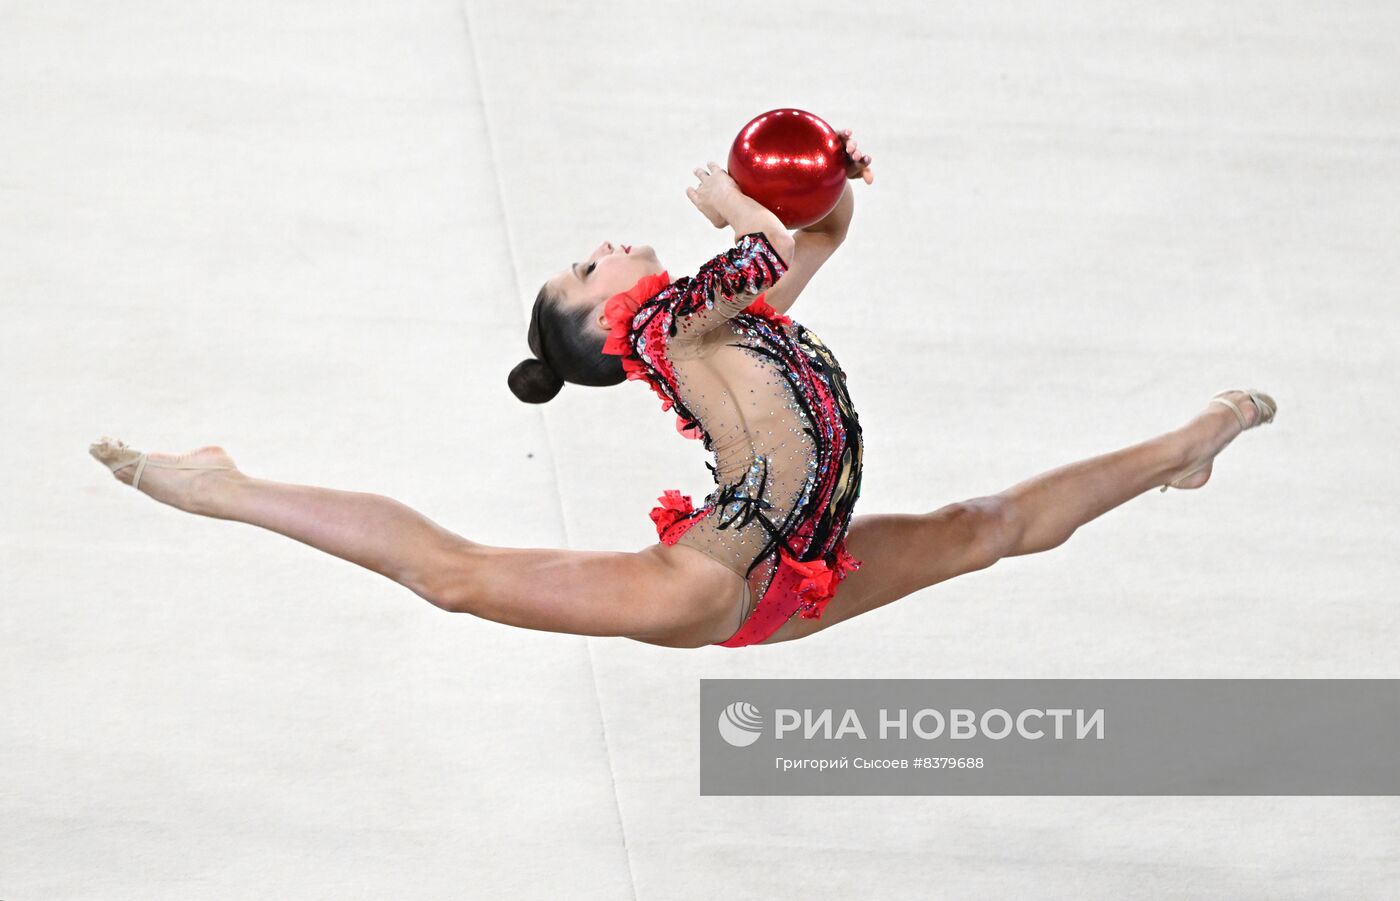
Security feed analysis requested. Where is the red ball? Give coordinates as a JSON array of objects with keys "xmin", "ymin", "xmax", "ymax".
[{"xmin": 727, "ymin": 109, "xmax": 846, "ymax": 229}]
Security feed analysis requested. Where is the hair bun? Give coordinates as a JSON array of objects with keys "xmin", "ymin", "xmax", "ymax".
[{"xmin": 508, "ymin": 356, "xmax": 565, "ymax": 403}]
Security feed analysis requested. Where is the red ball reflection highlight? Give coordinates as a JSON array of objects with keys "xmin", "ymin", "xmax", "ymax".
[{"xmin": 727, "ymin": 109, "xmax": 846, "ymax": 229}]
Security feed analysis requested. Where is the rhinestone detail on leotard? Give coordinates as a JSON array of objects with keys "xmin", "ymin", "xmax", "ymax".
[{"xmin": 601, "ymin": 232, "xmax": 865, "ymax": 646}]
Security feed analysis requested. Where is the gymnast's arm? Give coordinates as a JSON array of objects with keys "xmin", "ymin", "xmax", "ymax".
[
  {"xmin": 717, "ymin": 190, "xmax": 796, "ymax": 266},
  {"xmin": 757, "ymin": 181, "xmax": 852, "ymax": 318}
]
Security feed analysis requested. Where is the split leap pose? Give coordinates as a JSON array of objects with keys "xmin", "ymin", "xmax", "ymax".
[{"xmin": 89, "ymin": 129, "xmax": 1277, "ymax": 649}]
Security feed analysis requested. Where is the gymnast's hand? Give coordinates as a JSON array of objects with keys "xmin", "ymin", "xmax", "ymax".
[
  {"xmin": 686, "ymin": 161, "xmax": 736, "ymax": 229},
  {"xmin": 838, "ymin": 128, "xmax": 874, "ymax": 185}
]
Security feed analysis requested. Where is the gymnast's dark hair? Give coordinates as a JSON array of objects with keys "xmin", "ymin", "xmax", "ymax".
[{"xmin": 508, "ymin": 282, "xmax": 626, "ymax": 403}]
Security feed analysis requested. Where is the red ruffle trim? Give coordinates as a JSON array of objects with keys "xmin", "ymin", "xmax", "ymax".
[
  {"xmin": 602, "ymin": 271, "xmax": 791, "ymax": 441},
  {"xmin": 601, "ymin": 270, "xmax": 672, "ymax": 358},
  {"xmin": 649, "ymin": 489, "xmax": 696, "ymax": 543},
  {"xmin": 779, "ymin": 542, "xmax": 863, "ymax": 620},
  {"xmin": 601, "ymin": 271, "xmax": 703, "ymax": 438},
  {"xmin": 650, "ymin": 488, "xmax": 861, "ymax": 621}
]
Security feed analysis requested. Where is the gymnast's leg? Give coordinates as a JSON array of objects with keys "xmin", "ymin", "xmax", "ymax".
[
  {"xmin": 764, "ymin": 391, "xmax": 1265, "ymax": 642},
  {"xmin": 93, "ymin": 447, "xmax": 718, "ymax": 641}
]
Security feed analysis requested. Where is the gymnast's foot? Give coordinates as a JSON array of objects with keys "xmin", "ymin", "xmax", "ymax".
[
  {"xmin": 88, "ymin": 438, "xmax": 247, "ymax": 514},
  {"xmin": 1162, "ymin": 389, "xmax": 1274, "ymax": 491}
]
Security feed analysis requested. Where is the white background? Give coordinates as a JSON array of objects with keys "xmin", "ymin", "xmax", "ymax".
[{"xmin": 2, "ymin": 1, "xmax": 1397, "ymax": 898}]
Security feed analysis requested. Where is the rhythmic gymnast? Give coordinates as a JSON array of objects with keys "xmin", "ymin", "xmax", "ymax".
[{"xmin": 89, "ymin": 128, "xmax": 1277, "ymax": 649}]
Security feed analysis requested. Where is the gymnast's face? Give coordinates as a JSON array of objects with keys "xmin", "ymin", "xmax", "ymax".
[{"xmin": 547, "ymin": 241, "xmax": 666, "ymax": 335}]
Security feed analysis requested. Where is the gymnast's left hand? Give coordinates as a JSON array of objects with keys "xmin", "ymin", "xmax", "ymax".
[{"xmin": 837, "ymin": 128, "xmax": 874, "ymax": 185}]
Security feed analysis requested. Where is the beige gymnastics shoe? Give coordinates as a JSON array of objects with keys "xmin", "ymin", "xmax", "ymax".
[
  {"xmin": 1160, "ymin": 389, "xmax": 1278, "ymax": 492},
  {"xmin": 89, "ymin": 436, "xmax": 240, "ymax": 510}
]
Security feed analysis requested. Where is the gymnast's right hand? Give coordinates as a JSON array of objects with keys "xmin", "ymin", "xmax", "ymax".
[{"xmin": 686, "ymin": 161, "xmax": 736, "ymax": 229}]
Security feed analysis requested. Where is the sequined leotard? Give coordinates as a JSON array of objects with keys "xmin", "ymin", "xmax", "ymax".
[{"xmin": 601, "ymin": 232, "xmax": 864, "ymax": 647}]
